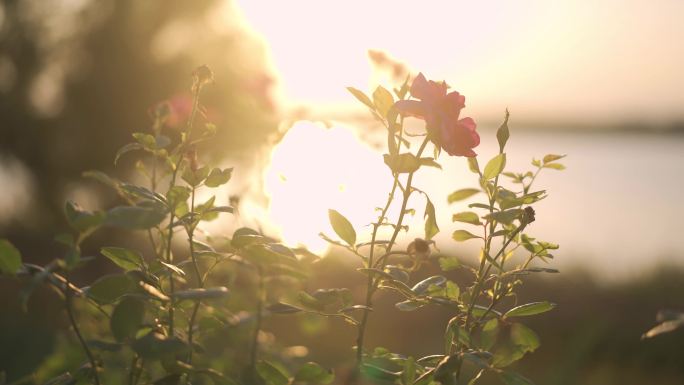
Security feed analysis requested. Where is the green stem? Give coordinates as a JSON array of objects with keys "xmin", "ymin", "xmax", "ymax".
[
  {"xmin": 250, "ymin": 266, "xmax": 265, "ymax": 371},
  {"xmin": 163, "ymin": 83, "xmax": 203, "ymax": 336},
  {"xmin": 355, "ymin": 135, "xmax": 430, "ymax": 369},
  {"xmin": 64, "ymin": 274, "xmax": 101, "ymax": 385},
  {"xmin": 187, "ymin": 186, "xmax": 203, "ymax": 363}
]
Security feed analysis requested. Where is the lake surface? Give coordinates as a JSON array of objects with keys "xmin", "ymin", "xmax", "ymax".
[
  {"xmin": 418, "ymin": 129, "xmax": 684, "ymax": 281},
  {"xmin": 259, "ymin": 124, "xmax": 684, "ymax": 282}
]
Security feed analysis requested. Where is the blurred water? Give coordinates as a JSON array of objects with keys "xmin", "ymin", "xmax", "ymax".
[{"xmin": 418, "ymin": 129, "xmax": 684, "ymax": 281}]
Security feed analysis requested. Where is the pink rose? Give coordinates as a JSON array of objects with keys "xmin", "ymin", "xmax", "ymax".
[{"xmin": 394, "ymin": 73, "xmax": 479, "ymax": 157}]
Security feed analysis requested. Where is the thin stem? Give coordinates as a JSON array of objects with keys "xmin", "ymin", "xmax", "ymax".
[
  {"xmin": 163, "ymin": 84, "xmax": 203, "ymax": 335},
  {"xmin": 188, "ymin": 187, "xmax": 202, "ymax": 286},
  {"xmin": 64, "ymin": 274, "xmax": 101, "ymax": 385},
  {"xmin": 355, "ymin": 135, "xmax": 431, "ymax": 369},
  {"xmin": 128, "ymin": 356, "xmax": 139, "ymax": 385},
  {"xmin": 187, "ymin": 186, "xmax": 203, "ymax": 363},
  {"xmin": 250, "ymin": 266, "xmax": 265, "ymax": 370}
]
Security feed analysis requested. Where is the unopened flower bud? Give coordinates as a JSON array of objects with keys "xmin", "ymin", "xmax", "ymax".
[
  {"xmin": 192, "ymin": 65, "xmax": 214, "ymax": 93},
  {"xmin": 523, "ymin": 206, "xmax": 536, "ymax": 224},
  {"xmin": 407, "ymin": 238, "xmax": 431, "ymax": 259}
]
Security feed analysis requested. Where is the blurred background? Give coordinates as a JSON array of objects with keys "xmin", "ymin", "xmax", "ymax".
[{"xmin": 0, "ymin": 0, "xmax": 683, "ymax": 384}]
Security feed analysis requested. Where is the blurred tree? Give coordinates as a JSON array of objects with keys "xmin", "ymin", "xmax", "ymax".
[{"xmin": 0, "ymin": 0, "xmax": 277, "ymax": 246}]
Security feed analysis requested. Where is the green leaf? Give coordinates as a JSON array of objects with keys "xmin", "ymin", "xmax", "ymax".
[
  {"xmin": 642, "ymin": 319, "xmax": 684, "ymax": 339},
  {"xmin": 447, "ymin": 188, "xmax": 480, "ymax": 203},
  {"xmin": 114, "ymin": 143, "xmax": 143, "ymax": 165},
  {"xmin": 401, "ymin": 357, "xmax": 416, "ymax": 385},
  {"xmin": 452, "ymin": 230, "xmax": 480, "ymax": 242},
  {"xmin": 486, "ymin": 209, "xmax": 522, "ymax": 225},
  {"xmin": 452, "ymin": 211, "xmax": 481, "ymax": 225},
  {"xmin": 468, "ymin": 157, "xmax": 480, "ymax": 174},
  {"xmin": 328, "ymin": 209, "xmax": 356, "ymax": 247},
  {"xmin": 504, "ymin": 301, "xmax": 556, "ymax": 319},
  {"xmin": 0, "ymin": 239, "xmax": 22, "ymax": 275},
  {"xmin": 373, "ymin": 85, "xmax": 394, "ymax": 117},
  {"xmin": 105, "ymin": 204, "xmax": 167, "ymax": 230},
  {"xmin": 542, "ymin": 154, "xmax": 565, "ymax": 163},
  {"xmin": 293, "ymin": 362, "xmax": 334, "ymax": 384},
  {"xmin": 444, "ymin": 280, "xmax": 460, "ymax": 300},
  {"xmin": 383, "ymin": 153, "xmax": 420, "ymax": 174},
  {"xmin": 543, "ymin": 163, "xmax": 566, "ymax": 170},
  {"xmin": 496, "ymin": 110, "xmax": 510, "ymax": 153},
  {"xmin": 483, "ymin": 153, "xmax": 507, "ymax": 180},
  {"xmin": 438, "ymin": 256, "xmax": 460, "ymax": 272},
  {"xmin": 182, "ymin": 166, "xmax": 210, "ymax": 187},
  {"xmin": 510, "ymin": 323, "xmax": 540, "ymax": 351},
  {"xmin": 256, "ymin": 360, "xmax": 290, "ymax": 385},
  {"xmin": 395, "ymin": 300, "xmax": 426, "ymax": 312},
  {"xmin": 101, "ymin": 247, "xmax": 144, "ymax": 271},
  {"xmin": 347, "ymin": 87, "xmax": 375, "ymax": 110},
  {"xmin": 424, "ymin": 198, "xmax": 439, "ymax": 240},
  {"xmin": 132, "ymin": 332, "xmax": 188, "ymax": 359},
  {"xmin": 243, "ymin": 244, "xmax": 297, "ymax": 268},
  {"xmin": 500, "ymin": 371, "xmax": 535, "ymax": 385},
  {"xmin": 173, "ymin": 287, "xmax": 229, "ymax": 301},
  {"xmin": 493, "ymin": 323, "xmax": 540, "ymax": 367},
  {"xmin": 65, "ymin": 201, "xmax": 105, "ymax": 233},
  {"xmin": 86, "ymin": 274, "xmax": 136, "ymax": 304},
  {"xmin": 419, "ymin": 157, "xmax": 442, "ymax": 170},
  {"xmin": 412, "ymin": 275, "xmax": 446, "ymax": 295},
  {"xmin": 166, "ymin": 186, "xmax": 190, "ymax": 212},
  {"xmin": 110, "ymin": 297, "xmax": 145, "ymax": 342},
  {"xmin": 204, "ymin": 167, "xmax": 233, "ymax": 188},
  {"xmin": 480, "ymin": 318, "xmax": 500, "ymax": 350}
]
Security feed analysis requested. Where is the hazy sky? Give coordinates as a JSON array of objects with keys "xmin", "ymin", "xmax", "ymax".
[{"xmin": 234, "ymin": 0, "xmax": 684, "ymax": 125}]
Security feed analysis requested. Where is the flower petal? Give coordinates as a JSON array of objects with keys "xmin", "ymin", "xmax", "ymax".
[
  {"xmin": 440, "ymin": 117, "xmax": 480, "ymax": 157},
  {"xmin": 409, "ymin": 73, "xmax": 429, "ymax": 99},
  {"xmin": 446, "ymin": 91, "xmax": 466, "ymax": 110}
]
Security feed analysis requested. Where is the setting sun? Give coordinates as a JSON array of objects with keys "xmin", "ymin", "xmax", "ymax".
[{"xmin": 264, "ymin": 121, "xmax": 393, "ymax": 253}]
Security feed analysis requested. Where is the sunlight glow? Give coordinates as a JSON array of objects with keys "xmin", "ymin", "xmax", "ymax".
[
  {"xmin": 264, "ymin": 121, "xmax": 392, "ymax": 253},
  {"xmin": 234, "ymin": 0, "xmax": 684, "ymax": 123}
]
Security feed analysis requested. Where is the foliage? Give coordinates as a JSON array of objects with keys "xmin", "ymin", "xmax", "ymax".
[{"xmin": 0, "ymin": 65, "xmax": 566, "ymax": 385}]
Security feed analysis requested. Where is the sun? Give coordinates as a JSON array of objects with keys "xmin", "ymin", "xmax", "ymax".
[{"xmin": 264, "ymin": 121, "xmax": 393, "ymax": 253}]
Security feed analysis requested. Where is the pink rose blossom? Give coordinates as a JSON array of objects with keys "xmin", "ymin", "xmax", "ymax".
[{"xmin": 394, "ymin": 73, "xmax": 479, "ymax": 157}]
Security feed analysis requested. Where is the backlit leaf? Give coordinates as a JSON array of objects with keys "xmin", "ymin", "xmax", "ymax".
[
  {"xmin": 328, "ymin": 209, "xmax": 356, "ymax": 247},
  {"xmin": 424, "ymin": 198, "xmax": 439, "ymax": 240},
  {"xmin": 483, "ymin": 153, "xmax": 506, "ymax": 180},
  {"xmin": 204, "ymin": 167, "xmax": 233, "ymax": 188},
  {"xmin": 383, "ymin": 153, "xmax": 420, "ymax": 174},
  {"xmin": 347, "ymin": 87, "xmax": 375, "ymax": 110},
  {"xmin": 542, "ymin": 154, "xmax": 565, "ymax": 163},
  {"xmin": 101, "ymin": 247, "xmax": 144, "ymax": 271},
  {"xmin": 496, "ymin": 110, "xmax": 510, "ymax": 153},
  {"xmin": 0, "ymin": 239, "xmax": 22, "ymax": 275},
  {"xmin": 373, "ymin": 85, "xmax": 394, "ymax": 117},
  {"xmin": 447, "ymin": 188, "xmax": 480, "ymax": 203},
  {"xmin": 452, "ymin": 211, "xmax": 481, "ymax": 225},
  {"xmin": 504, "ymin": 301, "xmax": 556, "ymax": 319},
  {"xmin": 105, "ymin": 204, "xmax": 167, "ymax": 230},
  {"xmin": 256, "ymin": 360, "xmax": 290, "ymax": 385},
  {"xmin": 452, "ymin": 230, "xmax": 480, "ymax": 242}
]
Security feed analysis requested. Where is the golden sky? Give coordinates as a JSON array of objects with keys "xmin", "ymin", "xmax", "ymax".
[{"xmin": 235, "ymin": 0, "xmax": 684, "ymax": 125}]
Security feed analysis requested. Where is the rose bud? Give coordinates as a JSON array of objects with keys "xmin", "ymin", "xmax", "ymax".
[
  {"xmin": 523, "ymin": 206, "xmax": 536, "ymax": 224},
  {"xmin": 407, "ymin": 238, "xmax": 431, "ymax": 259}
]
